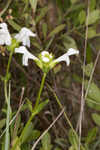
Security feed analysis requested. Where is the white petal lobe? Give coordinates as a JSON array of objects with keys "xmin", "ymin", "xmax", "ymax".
[
  {"xmin": 0, "ymin": 22, "xmax": 11, "ymax": 46},
  {"xmin": 15, "ymin": 46, "xmax": 38, "ymax": 66},
  {"xmin": 55, "ymin": 48, "xmax": 79, "ymax": 66},
  {"xmin": 15, "ymin": 27, "xmax": 36, "ymax": 47}
]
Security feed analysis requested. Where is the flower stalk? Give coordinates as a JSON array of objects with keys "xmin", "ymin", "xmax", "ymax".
[
  {"xmin": 34, "ymin": 72, "xmax": 47, "ymax": 109},
  {"xmin": 4, "ymin": 81, "xmax": 11, "ymax": 150}
]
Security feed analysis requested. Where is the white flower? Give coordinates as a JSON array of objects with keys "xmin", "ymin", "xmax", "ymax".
[
  {"xmin": 15, "ymin": 27, "xmax": 36, "ymax": 47},
  {"xmin": 41, "ymin": 51, "xmax": 53, "ymax": 63},
  {"xmin": 41, "ymin": 51, "xmax": 49, "ymax": 56},
  {"xmin": 15, "ymin": 47, "xmax": 79, "ymax": 73},
  {"xmin": 42, "ymin": 57, "xmax": 50, "ymax": 63},
  {"xmin": 15, "ymin": 46, "xmax": 38, "ymax": 66},
  {"xmin": 0, "ymin": 22, "xmax": 11, "ymax": 45},
  {"xmin": 55, "ymin": 48, "xmax": 79, "ymax": 66}
]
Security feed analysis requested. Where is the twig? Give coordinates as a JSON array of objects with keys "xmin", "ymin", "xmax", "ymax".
[
  {"xmin": 31, "ymin": 107, "xmax": 65, "ymax": 150},
  {"xmin": 85, "ymin": 50, "xmax": 100, "ymax": 99},
  {"xmin": 12, "ymin": 87, "xmax": 25, "ymax": 141},
  {"xmin": 79, "ymin": 0, "xmax": 90, "ymax": 150},
  {"xmin": 0, "ymin": 99, "xmax": 25, "ymax": 140}
]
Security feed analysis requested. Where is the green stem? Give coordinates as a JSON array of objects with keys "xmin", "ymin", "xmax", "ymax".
[
  {"xmin": 4, "ymin": 51, "xmax": 13, "ymax": 150},
  {"xmin": 47, "ymin": 84, "xmax": 76, "ymax": 135},
  {"xmin": 21, "ymin": 73, "xmax": 46, "ymax": 141},
  {"xmin": 4, "ymin": 81, "xmax": 11, "ymax": 150},
  {"xmin": 47, "ymin": 84, "xmax": 85, "ymax": 150},
  {"xmin": 20, "ymin": 112, "xmax": 35, "ymax": 141},
  {"xmin": 6, "ymin": 51, "xmax": 13, "ymax": 77},
  {"xmin": 11, "ymin": 73, "xmax": 47, "ymax": 150},
  {"xmin": 34, "ymin": 72, "xmax": 47, "ymax": 109}
]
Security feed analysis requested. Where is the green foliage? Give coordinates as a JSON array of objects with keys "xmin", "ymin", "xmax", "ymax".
[
  {"xmin": 83, "ymin": 62, "xmax": 93, "ymax": 77},
  {"xmin": 68, "ymin": 129, "xmax": 79, "ymax": 150},
  {"xmin": 0, "ymin": 119, "xmax": 6, "ymax": 130},
  {"xmin": 85, "ymin": 80, "xmax": 100, "ymax": 110},
  {"xmin": 85, "ymin": 81, "xmax": 100, "ymax": 102},
  {"xmin": 56, "ymin": 0, "xmax": 71, "ymax": 11},
  {"xmin": 48, "ymin": 24, "xmax": 66, "ymax": 38},
  {"xmin": 35, "ymin": 7, "xmax": 48, "ymax": 24},
  {"xmin": 42, "ymin": 23, "xmax": 48, "ymax": 39},
  {"xmin": 29, "ymin": 0, "xmax": 38, "ymax": 13},
  {"xmin": 90, "ymin": 0, "xmax": 96, "ymax": 11},
  {"xmin": 20, "ymin": 122, "xmax": 34, "ymax": 144},
  {"xmin": 88, "ymin": 27, "xmax": 97, "ymax": 39},
  {"xmin": 88, "ymin": 10, "xmax": 100, "ymax": 25},
  {"xmin": 1, "ymin": 0, "xmax": 100, "ymax": 149},
  {"xmin": 40, "ymin": 132, "xmax": 52, "ymax": 150},
  {"xmin": 78, "ymin": 10, "xmax": 86, "ymax": 25},
  {"xmin": 62, "ymin": 34, "xmax": 78, "ymax": 50},
  {"xmin": 85, "ymin": 127, "xmax": 98, "ymax": 144},
  {"xmin": 7, "ymin": 20, "xmax": 21, "ymax": 31},
  {"xmin": 92, "ymin": 113, "xmax": 100, "ymax": 126}
]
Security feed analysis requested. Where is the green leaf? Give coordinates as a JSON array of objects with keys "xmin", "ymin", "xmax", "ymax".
[
  {"xmin": 12, "ymin": 136, "xmax": 21, "ymax": 150},
  {"xmin": 34, "ymin": 99, "xmax": 49, "ymax": 114},
  {"xmin": 86, "ymin": 97, "xmax": 100, "ymax": 110},
  {"xmin": 62, "ymin": 35, "xmax": 78, "ymax": 50},
  {"xmin": 26, "ymin": 98, "xmax": 33, "ymax": 112},
  {"xmin": 48, "ymin": 24, "xmax": 66, "ymax": 38},
  {"xmin": 0, "ymin": 118, "xmax": 6, "ymax": 130},
  {"xmin": 27, "ymin": 130, "xmax": 40, "ymax": 142},
  {"xmin": 10, "ymin": 114, "xmax": 21, "ymax": 139},
  {"xmin": 85, "ymin": 81, "xmax": 100, "ymax": 102},
  {"xmin": 85, "ymin": 127, "xmax": 98, "ymax": 144},
  {"xmin": 90, "ymin": 0, "xmax": 96, "ymax": 11},
  {"xmin": 92, "ymin": 113, "xmax": 100, "ymax": 126},
  {"xmin": 7, "ymin": 20, "xmax": 21, "ymax": 31},
  {"xmin": 55, "ymin": 138, "xmax": 67, "ymax": 148},
  {"xmin": 29, "ymin": 0, "xmax": 38, "ymax": 13},
  {"xmin": 35, "ymin": 7, "xmax": 48, "ymax": 24},
  {"xmin": 54, "ymin": 148, "xmax": 62, "ymax": 150},
  {"xmin": 88, "ymin": 27, "xmax": 97, "ymax": 39},
  {"xmin": 32, "ymin": 40, "xmax": 42, "ymax": 50},
  {"xmin": 71, "ymin": 0, "xmax": 79, "ymax": 4},
  {"xmin": 41, "ymin": 132, "xmax": 52, "ymax": 150},
  {"xmin": 78, "ymin": 10, "xmax": 86, "ymax": 25},
  {"xmin": 42, "ymin": 23, "xmax": 48, "ymax": 39},
  {"xmin": 20, "ymin": 122, "xmax": 33, "ymax": 144},
  {"xmin": 88, "ymin": 10, "xmax": 100, "ymax": 25},
  {"xmin": 82, "ymin": 62, "xmax": 93, "ymax": 77},
  {"xmin": 56, "ymin": 0, "xmax": 71, "ymax": 11},
  {"xmin": 68, "ymin": 146, "xmax": 75, "ymax": 150},
  {"xmin": 68, "ymin": 129, "xmax": 78, "ymax": 150}
]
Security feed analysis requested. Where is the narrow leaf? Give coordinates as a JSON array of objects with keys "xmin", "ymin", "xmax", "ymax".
[
  {"xmin": 92, "ymin": 113, "xmax": 100, "ymax": 126},
  {"xmin": 48, "ymin": 24, "xmax": 66, "ymax": 38},
  {"xmin": 29, "ymin": 0, "xmax": 38, "ymax": 13}
]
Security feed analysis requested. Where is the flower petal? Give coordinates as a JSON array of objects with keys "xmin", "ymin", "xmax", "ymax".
[
  {"xmin": 55, "ymin": 48, "xmax": 79, "ymax": 66},
  {"xmin": 15, "ymin": 46, "xmax": 38, "ymax": 66},
  {"xmin": 42, "ymin": 57, "xmax": 50, "ymax": 63},
  {"xmin": 15, "ymin": 46, "xmax": 27, "ymax": 54},
  {"xmin": 55, "ymin": 53, "xmax": 70, "ymax": 65},
  {"xmin": 41, "ymin": 51, "xmax": 49, "ymax": 56},
  {"xmin": 0, "ymin": 22, "xmax": 11, "ymax": 46},
  {"xmin": 15, "ymin": 27, "xmax": 36, "ymax": 47},
  {"xmin": 23, "ymin": 55, "xmax": 28, "ymax": 66},
  {"xmin": 0, "ymin": 23, "xmax": 7, "ymax": 29},
  {"xmin": 22, "ymin": 27, "xmax": 36, "ymax": 37},
  {"xmin": 67, "ymin": 48, "xmax": 79, "ymax": 56}
]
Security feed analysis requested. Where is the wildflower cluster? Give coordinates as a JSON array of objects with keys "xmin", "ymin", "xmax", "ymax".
[{"xmin": 0, "ymin": 22, "xmax": 79, "ymax": 73}]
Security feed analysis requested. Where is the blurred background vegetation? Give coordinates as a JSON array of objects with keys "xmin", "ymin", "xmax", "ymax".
[{"xmin": 1, "ymin": 0, "xmax": 100, "ymax": 150}]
